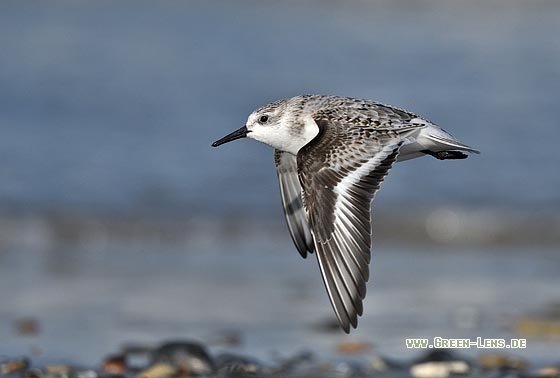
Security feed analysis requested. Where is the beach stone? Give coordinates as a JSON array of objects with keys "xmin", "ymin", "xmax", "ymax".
[
  {"xmin": 137, "ymin": 363, "xmax": 177, "ymax": 378},
  {"xmin": 535, "ymin": 366, "xmax": 560, "ymax": 377},
  {"xmin": 411, "ymin": 350, "xmax": 470, "ymax": 378},
  {"xmin": 410, "ymin": 361, "xmax": 469, "ymax": 378},
  {"xmin": 120, "ymin": 343, "xmax": 154, "ymax": 370},
  {"xmin": 275, "ymin": 350, "xmax": 314, "ymax": 374},
  {"xmin": 75, "ymin": 371, "xmax": 98, "ymax": 378},
  {"xmin": 478, "ymin": 353, "xmax": 528, "ymax": 371},
  {"xmin": 1, "ymin": 358, "xmax": 30, "ymax": 375},
  {"xmin": 44, "ymin": 365, "xmax": 73, "ymax": 378},
  {"xmin": 25, "ymin": 368, "xmax": 44, "ymax": 378},
  {"xmin": 370, "ymin": 355, "xmax": 405, "ymax": 373},
  {"xmin": 101, "ymin": 354, "xmax": 127, "ymax": 374},
  {"xmin": 151, "ymin": 341, "xmax": 214, "ymax": 376},
  {"xmin": 485, "ymin": 373, "xmax": 522, "ymax": 378},
  {"xmin": 215, "ymin": 353, "xmax": 263, "ymax": 376},
  {"xmin": 289, "ymin": 360, "xmax": 370, "ymax": 378},
  {"xmin": 332, "ymin": 360, "xmax": 369, "ymax": 377},
  {"xmin": 285, "ymin": 361, "xmax": 336, "ymax": 378},
  {"xmin": 367, "ymin": 355, "xmax": 390, "ymax": 373},
  {"xmin": 414, "ymin": 350, "xmax": 459, "ymax": 363}
]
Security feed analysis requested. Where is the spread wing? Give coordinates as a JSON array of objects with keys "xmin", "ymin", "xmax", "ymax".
[
  {"xmin": 274, "ymin": 149, "xmax": 314, "ymax": 258},
  {"xmin": 297, "ymin": 117, "xmax": 403, "ymax": 333}
]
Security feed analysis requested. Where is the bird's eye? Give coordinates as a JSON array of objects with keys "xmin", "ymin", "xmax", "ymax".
[{"xmin": 259, "ymin": 115, "xmax": 269, "ymax": 123}]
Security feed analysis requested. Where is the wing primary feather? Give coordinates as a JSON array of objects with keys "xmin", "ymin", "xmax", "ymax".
[
  {"xmin": 279, "ymin": 177, "xmax": 308, "ymax": 256},
  {"xmin": 275, "ymin": 150, "xmax": 314, "ymax": 258},
  {"xmin": 332, "ymin": 226, "xmax": 368, "ymax": 298},
  {"xmin": 333, "ymin": 224, "xmax": 370, "ymax": 283},
  {"xmin": 296, "ymin": 114, "xmax": 404, "ymax": 333},
  {"xmin": 315, "ymin": 246, "xmax": 352, "ymax": 333},
  {"xmin": 319, "ymin": 241, "xmax": 360, "ymax": 329}
]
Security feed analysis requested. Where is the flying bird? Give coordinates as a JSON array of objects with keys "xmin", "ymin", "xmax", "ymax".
[{"xmin": 212, "ymin": 95, "xmax": 478, "ymax": 333}]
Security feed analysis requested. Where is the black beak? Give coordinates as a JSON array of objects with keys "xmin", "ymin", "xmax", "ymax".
[{"xmin": 211, "ymin": 126, "xmax": 250, "ymax": 147}]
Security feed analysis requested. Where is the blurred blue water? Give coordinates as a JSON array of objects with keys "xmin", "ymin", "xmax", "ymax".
[
  {"xmin": 1, "ymin": 1, "xmax": 559, "ymax": 217},
  {"xmin": 1, "ymin": 2, "xmax": 560, "ymax": 366}
]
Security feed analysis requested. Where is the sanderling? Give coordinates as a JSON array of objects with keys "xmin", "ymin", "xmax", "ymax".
[{"xmin": 212, "ymin": 95, "xmax": 478, "ymax": 333}]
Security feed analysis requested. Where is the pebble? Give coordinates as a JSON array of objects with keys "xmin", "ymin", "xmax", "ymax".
[
  {"xmin": 410, "ymin": 361, "xmax": 469, "ymax": 378},
  {"xmin": 120, "ymin": 344, "xmax": 153, "ymax": 370},
  {"xmin": 0, "ymin": 339, "xmax": 556, "ymax": 378},
  {"xmin": 332, "ymin": 360, "xmax": 369, "ymax": 377},
  {"xmin": 367, "ymin": 355, "xmax": 389, "ymax": 372},
  {"xmin": 44, "ymin": 364, "xmax": 73, "ymax": 377},
  {"xmin": 410, "ymin": 350, "xmax": 470, "ymax": 378},
  {"xmin": 274, "ymin": 350, "xmax": 314, "ymax": 374},
  {"xmin": 215, "ymin": 353, "xmax": 263, "ymax": 376},
  {"xmin": 413, "ymin": 350, "xmax": 460, "ymax": 363},
  {"xmin": 478, "ymin": 353, "xmax": 528, "ymax": 371},
  {"xmin": 101, "ymin": 354, "xmax": 127, "ymax": 374},
  {"xmin": 1, "ymin": 357, "xmax": 29, "ymax": 374},
  {"xmin": 24, "ymin": 368, "xmax": 44, "ymax": 378},
  {"xmin": 137, "ymin": 363, "xmax": 177, "ymax": 378},
  {"xmin": 76, "ymin": 370, "xmax": 98, "ymax": 378},
  {"xmin": 536, "ymin": 366, "xmax": 560, "ymax": 377},
  {"xmin": 151, "ymin": 341, "xmax": 214, "ymax": 376}
]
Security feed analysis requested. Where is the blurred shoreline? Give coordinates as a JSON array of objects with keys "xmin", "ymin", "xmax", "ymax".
[{"xmin": 1, "ymin": 208, "xmax": 559, "ymax": 248}]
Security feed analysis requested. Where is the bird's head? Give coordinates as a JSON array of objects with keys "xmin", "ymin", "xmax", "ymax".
[{"xmin": 212, "ymin": 97, "xmax": 319, "ymax": 155}]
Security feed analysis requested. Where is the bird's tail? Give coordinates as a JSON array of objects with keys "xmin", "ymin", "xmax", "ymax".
[
  {"xmin": 397, "ymin": 124, "xmax": 479, "ymax": 161},
  {"xmin": 426, "ymin": 131, "xmax": 480, "ymax": 154}
]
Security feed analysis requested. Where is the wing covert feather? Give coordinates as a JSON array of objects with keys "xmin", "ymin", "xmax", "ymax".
[{"xmin": 297, "ymin": 117, "xmax": 402, "ymax": 332}]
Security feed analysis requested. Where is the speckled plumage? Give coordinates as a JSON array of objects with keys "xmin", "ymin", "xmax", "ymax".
[{"xmin": 212, "ymin": 95, "xmax": 479, "ymax": 333}]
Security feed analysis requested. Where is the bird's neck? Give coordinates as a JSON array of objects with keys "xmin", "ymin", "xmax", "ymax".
[{"xmin": 282, "ymin": 115, "xmax": 320, "ymax": 155}]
